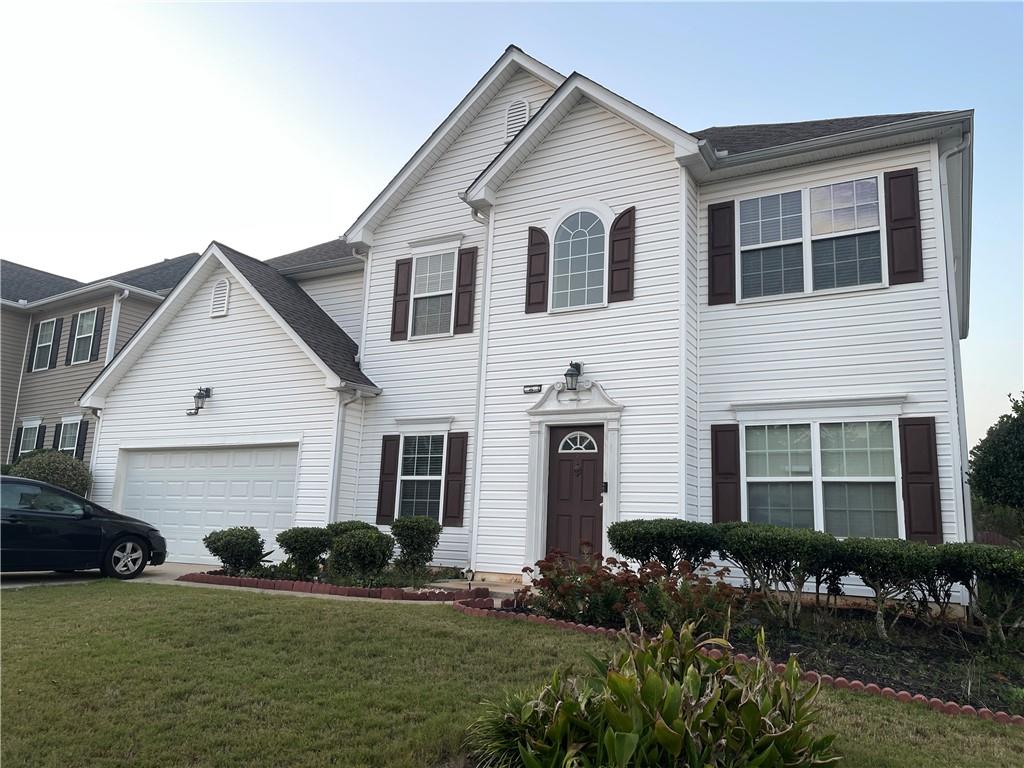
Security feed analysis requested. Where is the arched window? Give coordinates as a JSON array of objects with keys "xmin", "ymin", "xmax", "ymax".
[
  {"xmin": 210, "ymin": 278, "xmax": 230, "ymax": 317},
  {"xmin": 506, "ymin": 99, "xmax": 529, "ymax": 141},
  {"xmin": 558, "ymin": 431, "xmax": 598, "ymax": 453},
  {"xmin": 552, "ymin": 211, "xmax": 605, "ymax": 309}
]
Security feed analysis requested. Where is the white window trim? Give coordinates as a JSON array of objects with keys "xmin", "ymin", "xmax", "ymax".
[
  {"xmin": 395, "ymin": 432, "xmax": 449, "ymax": 523},
  {"xmin": 59, "ymin": 416, "xmax": 81, "ymax": 454},
  {"xmin": 546, "ymin": 202, "xmax": 614, "ymax": 314},
  {"xmin": 558, "ymin": 430, "xmax": 599, "ymax": 453},
  {"xmin": 738, "ymin": 416, "xmax": 906, "ymax": 539},
  {"xmin": 70, "ymin": 307, "xmax": 98, "ymax": 365},
  {"xmin": 407, "ymin": 240, "xmax": 461, "ymax": 340},
  {"xmin": 31, "ymin": 318, "xmax": 57, "ymax": 372},
  {"xmin": 734, "ymin": 172, "xmax": 890, "ymax": 305},
  {"xmin": 19, "ymin": 419, "xmax": 41, "ymax": 455}
]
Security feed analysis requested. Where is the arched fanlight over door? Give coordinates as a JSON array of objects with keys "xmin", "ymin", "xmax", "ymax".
[{"xmin": 558, "ymin": 430, "xmax": 598, "ymax": 453}]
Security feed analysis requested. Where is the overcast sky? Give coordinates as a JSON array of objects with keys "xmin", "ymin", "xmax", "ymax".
[{"xmin": 1, "ymin": 2, "xmax": 1020, "ymax": 443}]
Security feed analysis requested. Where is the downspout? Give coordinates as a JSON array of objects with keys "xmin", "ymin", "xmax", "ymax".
[
  {"xmin": 329, "ymin": 389, "xmax": 363, "ymax": 523},
  {"xmin": 354, "ymin": 248, "xmax": 370, "ymax": 363},
  {"xmin": 937, "ymin": 130, "xmax": 973, "ymax": 543},
  {"xmin": 468, "ymin": 205, "xmax": 494, "ymax": 574},
  {"xmin": 105, "ymin": 289, "xmax": 130, "ymax": 365},
  {"xmin": 8, "ymin": 308, "xmax": 32, "ymax": 462}
]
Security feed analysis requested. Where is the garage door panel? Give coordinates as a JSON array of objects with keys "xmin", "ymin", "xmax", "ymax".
[{"xmin": 120, "ymin": 445, "xmax": 298, "ymax": 564}]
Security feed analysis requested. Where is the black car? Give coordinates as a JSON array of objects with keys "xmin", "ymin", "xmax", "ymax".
[{"xmin": 0, "ymin": 477, "xmax": 166, "ymax": 579}]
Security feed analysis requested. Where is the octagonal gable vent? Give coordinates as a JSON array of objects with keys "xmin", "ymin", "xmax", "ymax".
[
  {"xmin": 505, "ymin": 99, "xmax": 530, "ymax": 142},
  {"xmin": 210, "ymin": 278, "xmax": 230, "ymax": 317}
]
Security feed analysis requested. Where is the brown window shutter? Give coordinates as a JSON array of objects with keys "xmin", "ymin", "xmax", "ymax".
[
  {"xmin": 711, "ymin": 424, "xmax": 741, "ymax": 523},
  {"xmin": 899, "ymin": 417, "xmax": 942, "ymax": 544},
  {"xmin": 47, "ymin": 318, "xmax": 63, "ymax": 369},
  {"xmin": 390, "ymin": 259, "xmax": 413, "ymax": 341},
  {"xmin": 26, "ymin": 324, "xmax": 39, "ymax": 373},
  {"xmin": 11, "ymin": 428, "xmax": 22, "ymax": 462},
  {"xmin": 442, "ymin": 431, "xmax": 468, "ymax": 527},
  {"xmin": 35, "ymin": 425, "xmax": 46, "ymax": 451},
  {"xmin": 64, "ymin": 314, "xmax": 79, "ymax": 366},
  {"xmin": 525, "ymin": 227, "xmax": 549, "ymax": 313},
  {"xmin": 708, "ymin": 202, "xmax": 736, "ymax": 305},
  {"xmin": 608, "ymin": 206, "xmax": 636, "ymax": 302},
  {"xmin": 375, "ymin": 435, "xmax": 400, "ymax": 524},
  {"xmin": 75, "ymin": 421, "xmax": 89, "ymax": 461},
  {"xmin": 453, "ymin": 247, "xmax": 477, "ymax": 334},
  {"xmin": 52, "ymin": 423, "xmax": 63, "ymax": 450},
  {"xmin": 89, "ymin": 307, "xmax": 105, "ymax": 362},
  {"xmin": 884, "ymin": 168, "xmax": 924, "ymax": 285}
]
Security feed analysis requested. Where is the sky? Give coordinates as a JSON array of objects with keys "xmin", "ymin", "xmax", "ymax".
[{"xmin": 0, "ymin": 2, "xmax": 1020, "ymax": 444}]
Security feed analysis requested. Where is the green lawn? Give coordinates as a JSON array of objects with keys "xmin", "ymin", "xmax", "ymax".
[{"xmin": 2, "ymin": 583, "xmax": 1022, "ymax": 768}]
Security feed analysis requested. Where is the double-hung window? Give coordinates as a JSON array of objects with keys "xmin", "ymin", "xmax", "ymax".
[
  {"xmin": 742, "ymin": 419, "xmax": 901, "ymax": 538},
  {"xmin": 59, "ymin": 419, "xmax": 80, "ymax": 454},
  {"xmin": 738, "ymin": 191, "xmax": 804, "ymax": 299},
  {"xmin": 71, "ymin": 308, "xmax": 98, "ymax": 364},
  {"xmin": 810, "ymin": 178, "xmax": 883, "ymax": 290},
  {"xmin": 19, "ymin": 422, "xmax": 40, "ymax": 455},
  {"xmin": 398, "ymin": 435, "xmax": 446, "ymax": 519},
  {"xmin": 410, "ymin": 252, "xmax": 456, "ymax": 337},
  {"xmin": 32, "ymin": 319, "xmax": 56, "ymax": 371}
]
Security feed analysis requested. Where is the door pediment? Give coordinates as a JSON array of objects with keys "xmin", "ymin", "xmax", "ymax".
[{"xmin": 526, "ymin": 379, "xmax": 624, "ymax": 418}]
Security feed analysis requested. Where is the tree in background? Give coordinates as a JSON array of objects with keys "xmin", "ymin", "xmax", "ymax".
[{"xmin": 969, "ymin": 393, "xmax": 1024, "ymax": 543}]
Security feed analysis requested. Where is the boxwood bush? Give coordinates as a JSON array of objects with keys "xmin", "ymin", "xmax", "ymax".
[
  {"xmin": 390, "ymin": 516, "xmax": 442, "ymax": 573},
  {"xmin": 276, "ymin": 527, "xmax": 333, "ymax": 581},
  {"xmin": 9, "ymin": 449, "xmax": 92, "ymax": 497},
  {"xmin": 203, "ymin": 527, "xmax": 266, "ymax": 576},
  {"xmin": 329, "ymin": 528, "xmax": 395, "ymax": 586},
  {"xmin": 607, "ymin": 518, "xmax": 724, "ymax": 573}
]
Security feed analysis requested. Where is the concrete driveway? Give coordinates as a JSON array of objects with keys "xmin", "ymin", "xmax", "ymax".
[{"xmin": 0, "ymin": 561, "xmax": 202, "ymax": 590}]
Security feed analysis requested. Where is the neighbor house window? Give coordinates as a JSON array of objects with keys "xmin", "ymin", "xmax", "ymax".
[
  {"xmin": 398, "ymin": 434, "xmax": 446, "ymax": 519},
  {"xmin": 19, "ymin": 423, "xmax": 39, "ymax": 455},
  {"xmin": 738, "ymin": 191, "xmax": 803, "ymax": 299},
  {"xmin": 552, "ymin": 211, "xmax": 605, "ymax": 309},
  {"xmin": 809, "ymin": 178, "xmax": 883, "ymax": 290},
  {"xmin": 59, "ymin": 420, "xmax": 80, "ymax": 454},
  {"xmin": 410, "ymin": 252, "xmax": 455, "ymax": 337},
  {"xmin": 743, "ymin": 419, "xmax": 901, "ymax": 538},
  {"xmin": 32, "ymin": 319, "xmax": 56, "ymax": 371},
  {"xmin": 70, "ymin": 308, "xmax": 98, "ymax": 364}
]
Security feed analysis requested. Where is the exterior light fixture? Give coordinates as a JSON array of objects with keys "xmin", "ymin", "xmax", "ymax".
[
  {"xmin": 563, "ymin": 361, "xmax": 582, "ymax": 391},
  {"xmin": 186, "ymin": 387, "xmax": 213, "ymax": 416}
]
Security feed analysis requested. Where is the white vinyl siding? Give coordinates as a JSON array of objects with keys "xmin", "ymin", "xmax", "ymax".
[
  {"xmin": 697, "ymin": 144, "xmax": 963, "ymax": 543},
  {"xmin": 297, "ymin": 269, "xmax": 365, "ymax": 344}
]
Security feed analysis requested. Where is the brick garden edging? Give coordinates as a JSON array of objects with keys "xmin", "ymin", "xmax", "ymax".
[
  {"xmin": 451, "ymin": 598, "xmax": 1024, "ymax": 728},
  {"xmin": 177, "ymin": 572, "xmax": 490, "ymax": 602}
]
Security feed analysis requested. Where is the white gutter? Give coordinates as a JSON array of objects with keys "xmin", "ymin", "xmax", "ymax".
[
  {"xmin": 105, "ymin": 289, "xmax": 130, "ymax": 365},
  {"xmin": 0, "ymin": 280, "xmax": 163, "ymax": 311}
]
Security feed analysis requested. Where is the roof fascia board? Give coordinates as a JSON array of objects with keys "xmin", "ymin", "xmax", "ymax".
[
  {"xmin": 343, "ymin": 47, "xmax": 565, "ymax": 248},
  {"xmin": 463, "ymin": 74, "xmax": 699, "ymax": 209},
  {"xmin": 4, "ymin": 280, "xmax": 164, "ymax": 310}
]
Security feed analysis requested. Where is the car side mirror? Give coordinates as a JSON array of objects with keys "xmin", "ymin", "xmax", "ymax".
[{"xmin": 79, "ymin": 505, "xmax": 93, "ymax": 519}]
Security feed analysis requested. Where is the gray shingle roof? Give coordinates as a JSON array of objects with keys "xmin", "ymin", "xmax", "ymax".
[
  {"xmin": 692, "ymin": 111, "xmax": 945, "ymax": 156},
  {"xmin": 102, "ymin": 253, "xmax": 201, "ymax": 294},
  {"xmin": 0, "ymin": 260, "xmax": 84, "ymax": 303},
  {"xmin": 213, "ymin": 242, "xmax": 376, "ymax": 389},
  {"xmin": 265, "ymin": 239, "xmax": 360, "ymax": 273}
]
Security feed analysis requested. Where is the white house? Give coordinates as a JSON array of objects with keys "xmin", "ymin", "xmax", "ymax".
[{"xmin": 80, "ymin": 46, "xmax": 974, "ymax": 578}]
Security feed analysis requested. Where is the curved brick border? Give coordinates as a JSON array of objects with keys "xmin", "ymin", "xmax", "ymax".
[
  {"xmin": 452, "ymin": 599, "xmax": 1024, "ymax": 728},
  {"xmin": 177, "ymin": 572, "xmax": 489, "ymax": 602}
]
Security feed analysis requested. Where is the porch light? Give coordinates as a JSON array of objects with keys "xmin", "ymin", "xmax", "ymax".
[
  {"xmin": 186, "ymin": 387, "xmax": 213, "ymax": 416},
  {"xmin": 563, "ymin": 361, "xmax": 582, "ymax": 391}
]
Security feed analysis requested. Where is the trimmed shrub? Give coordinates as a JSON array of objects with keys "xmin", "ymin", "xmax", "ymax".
[
  {"xmin": 329, "ymin": 528, "xmax": 394, "ymax": 586},
  {"xmin": 466, "ymin": 623, "xmax": 837, "ymax": 768},
  {"xmin": 276, "ymin": 527, "xmax": 333, "ymax": 581},
  {"xmin": 390, "ymin": 516, "xmax": 442, "ymax": 573},
  {"xmin": 607, "ymin": 518, "xmax": 727, "ymax": 572},
  {"xmin": 203, "ymin": 527, "xmax": 266, "ymax": 576},
  {"xmin": 10, "ymin": 449, "xmax": 92, "ymax": 497},
  {"xmin": 325, "ymin": 520, "xmax": 377, "ymax": 541},
  {"xmin": 943, "ymin": 542, "xmax": 1024, "ymax": 644}
]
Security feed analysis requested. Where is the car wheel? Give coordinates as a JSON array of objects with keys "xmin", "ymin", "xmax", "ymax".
[{"xmin": 102, "ymin": 537, "xmax": 149, "ymax": 580}]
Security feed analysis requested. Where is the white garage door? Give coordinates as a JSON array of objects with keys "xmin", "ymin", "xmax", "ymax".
[{"xmin": 120, "ymin": 445, "xmax": 298, "ymax": 564}]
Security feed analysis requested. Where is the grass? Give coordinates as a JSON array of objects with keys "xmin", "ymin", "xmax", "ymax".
[{"xmin": 2, "ymin": 582, "xmax": 1022, "ymax": 768}]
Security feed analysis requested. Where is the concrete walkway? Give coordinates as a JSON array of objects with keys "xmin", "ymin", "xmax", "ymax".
[{"xmin": 0, "ymin": 561, "xmax": 201, "ymax": 590}]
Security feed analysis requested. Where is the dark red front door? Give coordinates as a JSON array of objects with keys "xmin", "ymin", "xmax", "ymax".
[{"xmin": 546, "ymin": 425, "xmax": 604, "ymax": 559}]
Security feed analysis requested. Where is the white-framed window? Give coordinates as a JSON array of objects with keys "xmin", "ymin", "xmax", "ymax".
[
  {"xmin": 31, "ymin": 319, "xmax": 56, "ymax": 371},
  {"xmin": 397, "ymin": 434, "xmax": 447, "ymax": 519},
  {"xmin": 734, "ymin": 173, "xmax": 888, "ymax": 302},
  {"xmin": 19, "ymin": 420, "xmax": 40, "ymax": 455},
  {"xmin": 410, "ymin": 251, "xmax": 456, "ymax": 338},
  {"xmin": 59, "ymin": 418, "xmax": 81, "ymax": 454},
  {"xmin": 70, "ymin": 308, "xmax": 98, "ymax": 364},
  {"xmin": 558, "ymin": 431, "xmax": 599, "ymax": 453},
  {"xmin": 741, "ymin": 418, "xmax": 902, "ymax": 538},
  {"xmin": 551, "ymin": 210, "xmax": 606, "ymax": 310}
]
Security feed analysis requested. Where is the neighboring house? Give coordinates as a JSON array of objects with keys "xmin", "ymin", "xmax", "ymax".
[
  {"xmin": 1, "ymin": 255, "xmax": 200, "ymax": 465},
  {"xmin": 78, "ymin": 47, "xmax": 974, "ymax": 578}
]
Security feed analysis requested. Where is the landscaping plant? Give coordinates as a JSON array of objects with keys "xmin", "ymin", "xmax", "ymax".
[
  {"xmin": 968, "ymin": 392, "xmax": 1024, "ymax": 511},
  {"xmin": 203, "ymin": 527, "xmax": 267, "ymax": 576},
  {"xmin": 944, "ymin": 541, "xmax": 1024, "ymax": 644},
  {"xmin": 9, "ymin": 449, "xmax": 92, "ymax": 497},
  {"xmin": 608, "ymin": 518, "xmax": 725, "ymax": 573},
  {"xmin": 389, "ymin": 516, "xmax": 442, "ymax": 573},
  {"xmin": 276, "ymin": 527, "xmax": 333, "ymax": 581},
  {"xmin": 466, "ymin": 623, "xmax": 839, "ymax": 768},
  {"xmin": 329, "ymin": 527, "xmax": 395, "ymax": 586}
]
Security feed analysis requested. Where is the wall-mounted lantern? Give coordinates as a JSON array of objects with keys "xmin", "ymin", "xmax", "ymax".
[
  {"xmin": 563, "ymin": 361, "xmax": 583, "ymax": 392},
  {"xmin": 185, "ymin": 387, "xmax": 213, "ymax": 416}
]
